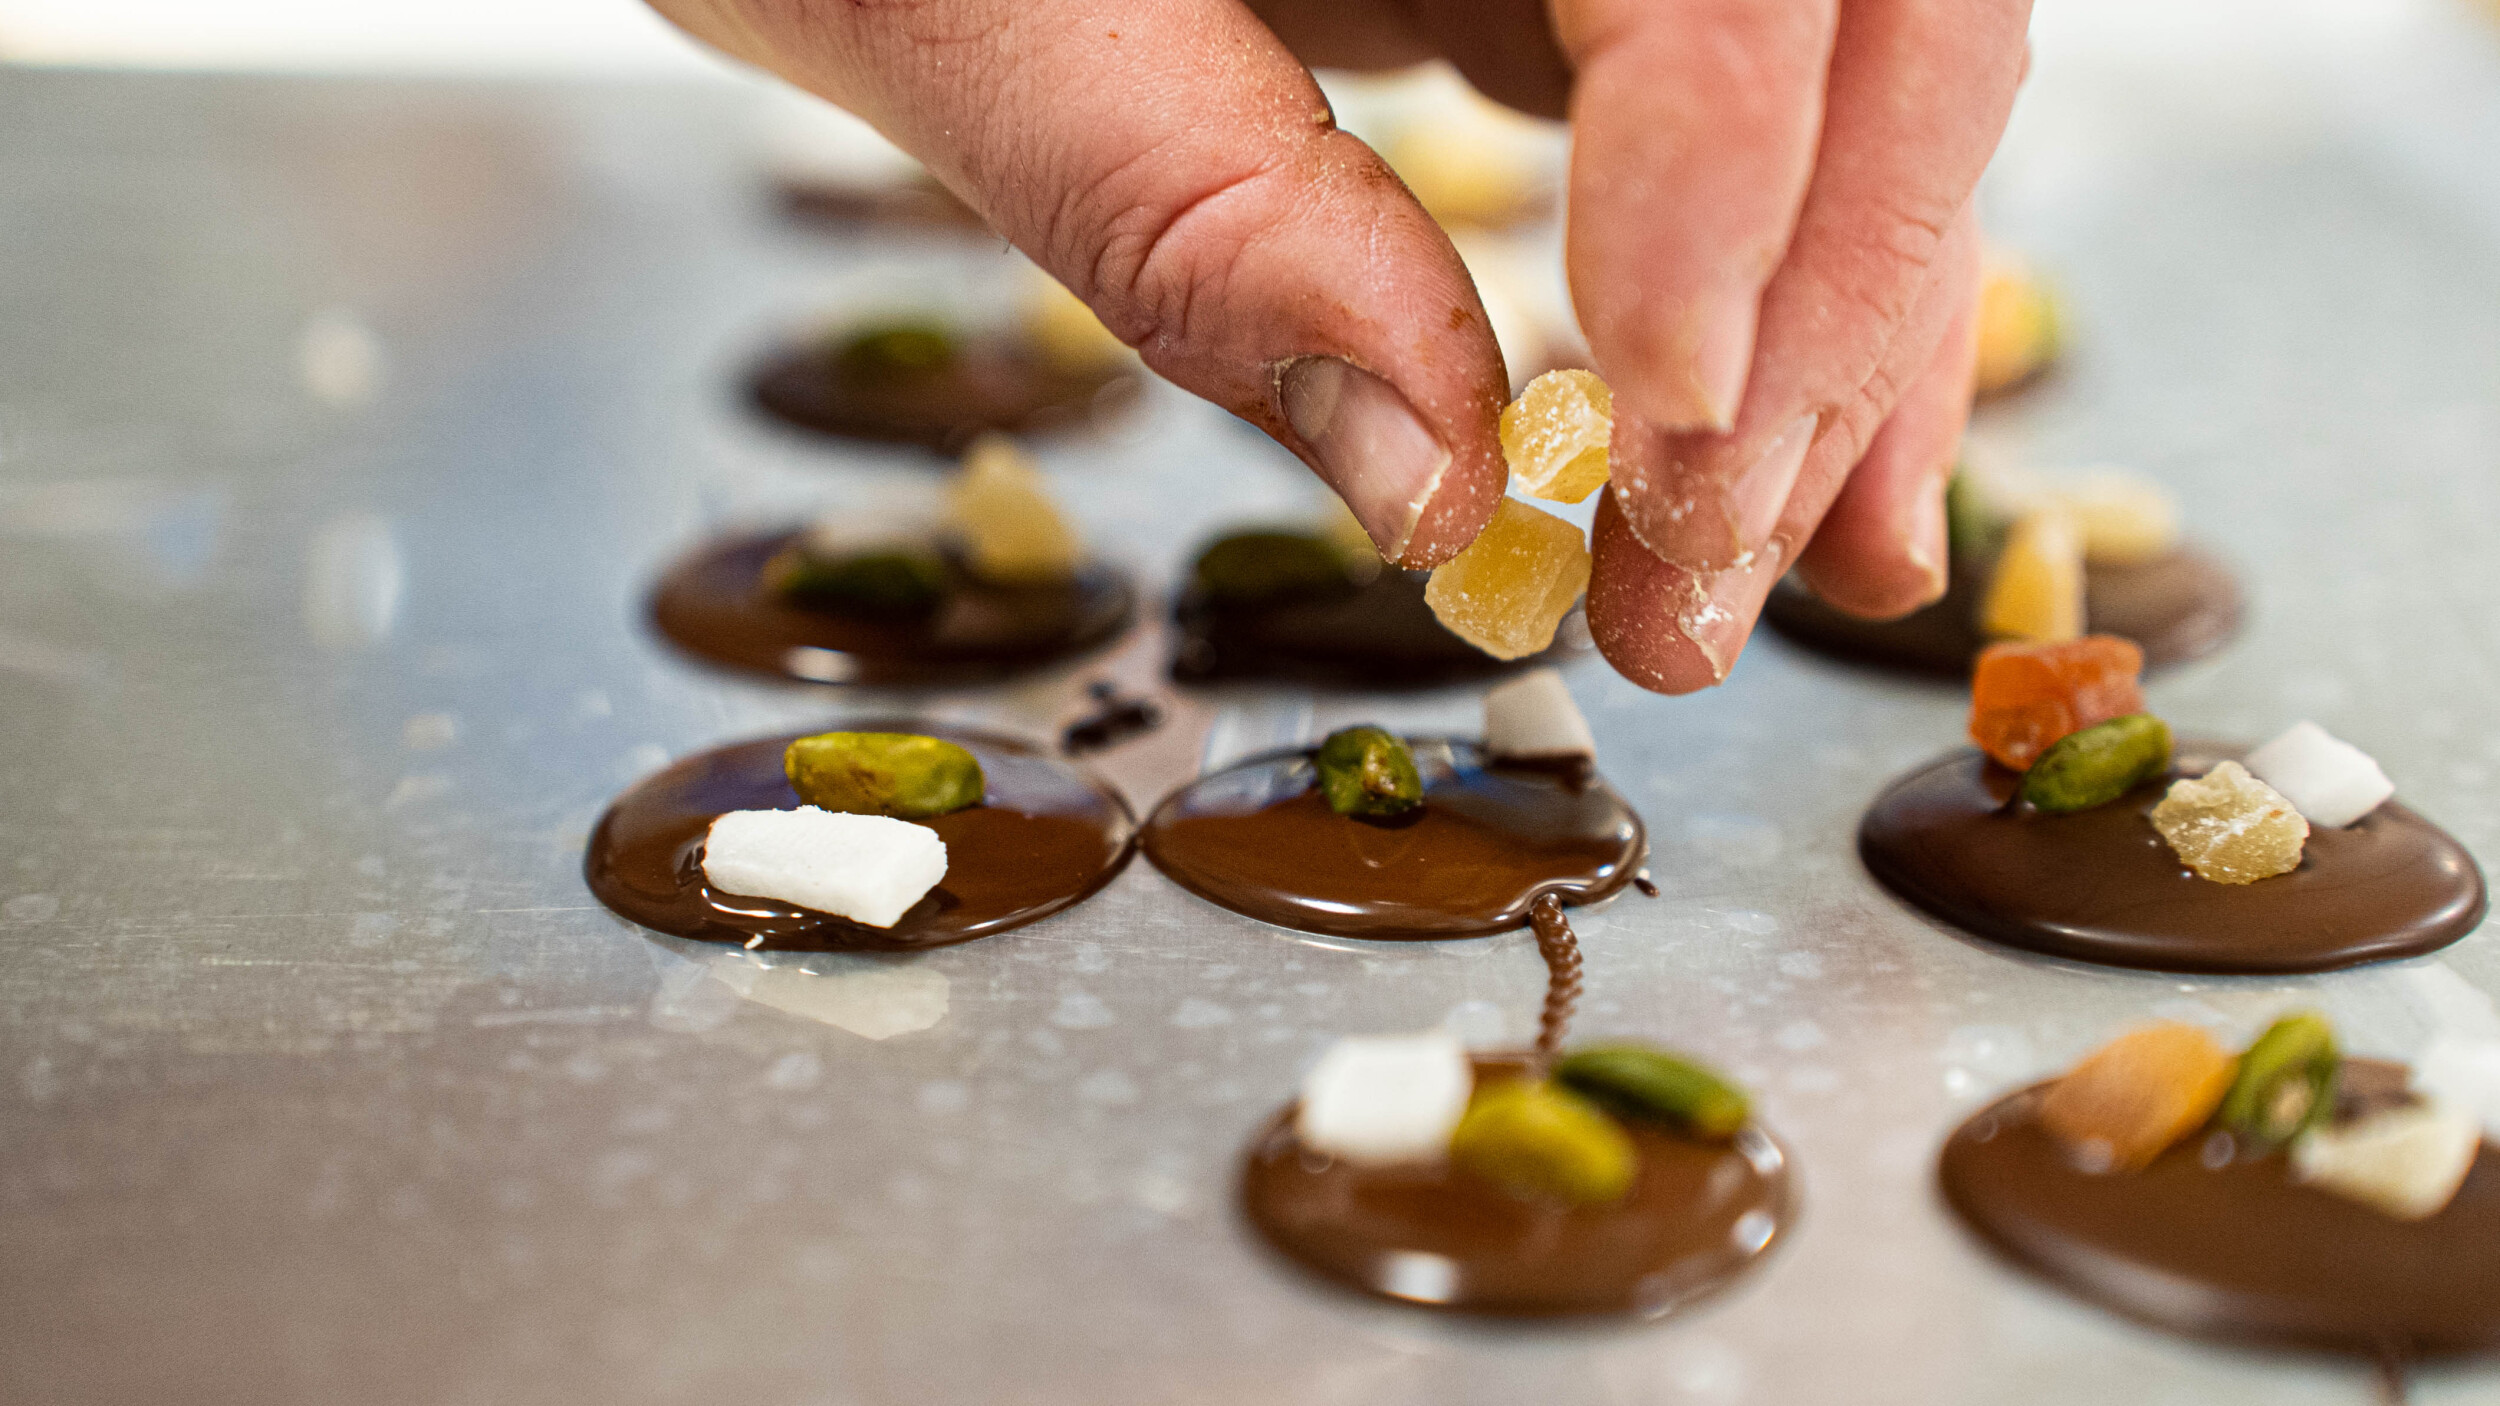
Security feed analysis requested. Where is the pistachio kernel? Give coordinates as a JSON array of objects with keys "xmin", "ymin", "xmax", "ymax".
[
  {"xmin": 1945, "ymin": 469, "xmax": 2006, "ymax": 560},
  {"xmin": 1314, "ymin": 726, "xmax": 1424, "ymax": 820},
  {"xmin": 1191, "ymin": 531, "xmax": 1359, "ymax": 609},
  {"xmin": 2020, "ymin": 712, "xmax": 2174, "ymax": 815},
  {"xmin": 763, "ymin": 544, "xmax": 948, "ymax": 615},
  {"xmin": 2220, "ymin": 1011, "xmax": 2340, "ymax": 1148},
  {"xmin": 783, "ymin": 731, "xmax": 985, "ymax": 820},
  {"xmin": 1448, "ymin": 1077, "xmax": 1638, "ymax": 1206},
  {"xmin": 833, "ymin": 322, "xmax": 959, "ymax": 383},
  {"xmin": 1554, "ymin": 1045, "xmax": 1750, "ymax": 1141}
]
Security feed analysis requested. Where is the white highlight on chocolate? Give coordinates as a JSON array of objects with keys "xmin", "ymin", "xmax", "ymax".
[
  {"xmin": 1483, "ymin": 666, "xmax": 1595, "ymax": 763},
  {"xmin": 702, "ymin": 807, "xmax": 946, "ymax": 928},
  {"xmin": 2244, "ymin": 721, "xmax": 2395, "ymax": 829},
  {"xmin": 1297, "ymin": 1030, "xmax": 1473, "ymax": 1167}
]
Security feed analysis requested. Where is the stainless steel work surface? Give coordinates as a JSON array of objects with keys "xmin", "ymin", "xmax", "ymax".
[{"xmin": 7, "ymin": 15, "xmax": 2500, "ymax": 1402}]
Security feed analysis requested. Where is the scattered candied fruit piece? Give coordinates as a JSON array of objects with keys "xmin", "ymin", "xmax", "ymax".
[
  {"xmin": 2151, "ymin": 760, "xmax": 2309, "ymax": 884},
  {"xmin": 945, "ymin": 434, "xmax": 1080, "ymax": 584},
  {"xmin": 1499, "ymin": 370, "xmax": 1613, "ymax": 504},
  {"xmin": 1972, "ymin": 255, "xmax": 2062, "ymax": 398},
  {"xmin": 1968, "ymin": 634, "xmax": 2146, "ymax": 771},
  {"xmin": 2052, "ymin": 471, "xmax": 2179, "ymax": 566},
  {"xmin": 2040, "ymin": 1022, "xmax": 2237, "ymax": 1172},
  {"xmin": 1424, "ymin": 497, "xmax": 1592, "ymax": 661},
  {"xmin": 1022, "ymin": 275, "xmax": 1130, "ymax": 373},
  {"xmin": 1448, "ymin": 1077, "xmax": 1637, "ymax": 1205},
  {"xmin": 1979, "ymin": 507, "xmax": 2085, "ymax": 643}
]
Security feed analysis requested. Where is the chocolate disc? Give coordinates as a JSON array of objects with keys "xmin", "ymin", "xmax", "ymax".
[
  {"xmin": 1141, "ymin": 740, "xmax": 1643, "ymax": 940},
  {"xmin": 584, "ymin": 724, "xmax": 1134, "ymax": 953},
  {"xmin": 1860, "ymin": 744, "xmax": 2487, "ymax": 974},
  {"xmin": 1170, "ymin": 569, "xmax": 1579, "ymax": 690},
  {"xmin": 648, "ymin": 530, "xmax": 1135, "ymax": 687},
  {"xmin": 748, "ymin": 335, "xmax": 1141, "ymax": 452},
  {"xmin": 1762, "ymin": 545, "xmax": 2244, "ymax": 677},
  {"xmin": 1242, "ymin": 1054, "xmax": 1794, "ymax": 1317},
  {"xmin": 1940, "ymin": 1080, "xmax": 2500, "ymax": 1354}
]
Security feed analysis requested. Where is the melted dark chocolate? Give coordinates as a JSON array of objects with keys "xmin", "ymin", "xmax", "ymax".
[
  {"xmin": 1242, "ymin": 1053, "xmax": 1794, "ymax": 1317},
  {"xmin": 1170, "ymin": 568, "xmax": 1576, "ymax": 690},
  {"xmin": 583, "ymin": 723, "xmax": 1134, "ymax": 953},
  {"xmin": 1940, "ymin": 1076, "xmax": 2500, "ymax": 1355},
  {"xmin": 1141, "ymin": 739, "xmax": 1645, "ymax": 939},
  {"xmin": 1530, "ymin": 895, "xmax": 1582, "ymax": 1057},
  {"xmin": 749, "ymin": 335, "xmax": 1141, "ymax": 452},
  {"xmin": 1762, "ymin": 545, "xmax": 2244, "ymax": 677},
  {"xmin": 1061, "ymin": 680, "xmax": 1164, "ymax": 756},
  {"xmin": 1860, "ymin": 744, "xmax": 2487, "ymax": 974},
  {"xmin": 648, "ymin": 530, "xmax": 1135, "ymax": 687}
]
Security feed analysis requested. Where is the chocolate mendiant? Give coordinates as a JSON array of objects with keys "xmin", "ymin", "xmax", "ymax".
[
  {"xmin": 1170, "ymin": 568, "xmax": 1576, "ymax": 690},
  {"xmin": 583, "ymin": 724, "xmax": 1133, "ymax": 953},
  {"xmin": 748, "ymin": 336, "xmax": 1140, "ymax": 452},
  {"xmin": 648, "ymin": 531, "xmax": 1135, "ymax": 687},
  {"xmin": 1761, "ymin": 546, "xmax": 2243, "ymax": 677},
  {"xmin": 1940, "ymin": 1074, "xmax": 2500, "ymax": 1354},
  {"xmin": 1141, "ymin": 740, "xmax": 1644, "ymax": 939},
  {"xmin": 1241, "ymin": 1053, "xmax": 1794, "ymax": 1317},
  {"xmin": 1859, "ymin": 744, "xmax": 2486, "ymax": 974}
]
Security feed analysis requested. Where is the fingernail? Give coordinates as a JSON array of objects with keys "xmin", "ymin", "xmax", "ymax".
[
  {"xmin": 1725, "ymin": 414, "xmax": 1817, "ymax": 557},
  {"xmin": 1279, "ymin": 356, "xmax": 1451, "ymax": 560},
  {"xmin": 1903, "ymin": 472, "xmax": 1950, "ymax": 605},
  {"xmin": 1668, "ymin": 288, "xmax": 1758, "ymax": 434}
]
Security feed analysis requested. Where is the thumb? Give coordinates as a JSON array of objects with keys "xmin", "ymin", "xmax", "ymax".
[{"xmin": 647, "ymin": 0, "xmax": 1510, "ymax": 566}]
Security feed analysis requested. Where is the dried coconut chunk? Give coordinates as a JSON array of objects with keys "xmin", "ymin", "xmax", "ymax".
[
  {"xmin": 702, "ymin": 807, "xmax": 947, "ymax": 928},
  {"xmin": 1424, "ymin": 497, "xmax": 1591, "ymax": 661},
  {"xmin": 1484, "ymin": 667, "xmax": 1595, "ymax": 763},
  {"xmin": 2293, "ymin": 1099, "xmax": 2480, "ymax": 1220},
  {"xmin": 1297, "ymin": 1031, "xmax": 1474, "ymax": 1166},
  {"xmin": 946, "ymin": 434, "xmax": 1080, "ymax": 584},
  {"xmin": 2244, "ymin": 721, "xmax": 2393, "ymax": 829},
  {"xmin": 2152, "ymin": 760, "xmax": 2309, "ymax": 884},
  {"xmin": 2053, "ymin": 471, "xmax": 2179, "ymax": 566},
  {"xmin": 1499, "ymin": 370, "xmax": 1613, "ymax": 504}
]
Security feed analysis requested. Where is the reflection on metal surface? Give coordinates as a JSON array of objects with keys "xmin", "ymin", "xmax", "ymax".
[
  {"xmin": 781, "ymin": 645, "xmax": 858, "ymax": 683},
  {"xmin": 647, "ymin": 942, "xmax": 949, "ymax": 1040},
  {"xmin": 302, "ymin": 512, "xmax": 402, "ymax": 648}
]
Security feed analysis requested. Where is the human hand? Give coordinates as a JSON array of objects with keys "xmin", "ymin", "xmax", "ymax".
[{"xmin": 650, "ymin": 0, "xmax": 2032, "ymax": 692}]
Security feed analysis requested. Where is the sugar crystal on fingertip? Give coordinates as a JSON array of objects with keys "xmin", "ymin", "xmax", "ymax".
[
  {"xmin": 702, "ymin": 807, "xmax": 947, "ymax": 928},
  {"xmin": 2244, "ymin": 721, "xmax": 2394, "ymax": 829},
  {"xmin": 1483, "ymin": 667, "xmax": 1595, "ymax": 763},
  {"xmin": 1297, "ymin": 1031, "xmax": 1474, "ymax": 1166}
]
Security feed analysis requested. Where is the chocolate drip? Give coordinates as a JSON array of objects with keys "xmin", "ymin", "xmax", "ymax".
[
  {"xmin": 748, "ymin": 334, "xmax": 1141, "ymax": 452},
  {"xmin": 1141, "ymin": 740, "xmax": 1645, "ymax": 940},
  {"xmin": 1061, "ymin": 679, "xmax": 1163, "ymax": 755},
  {"xmin": 1529, "ymin": 894, "xmax": 1581, "ymax": 1057},
  {"xmin": 648, "ymin": 530, "xmax": 1135, "ymax": 687},
  {"xmin": 583, "ymin": 722, "xmax": 1134, "ymax": 953},
  {"xmin": 1860, "ymin": 743, "xmax": 2485, "ymax": 973},
  {"xmin": 1169, "ymin": 568, "xmax": 1577, "ymax": 690},
  {"xmin": 1939, "ymin": 1077, "xmax": 2500, "ymax": 1355},
  {"xmin": 1761, "ymin": 545, "xmax": 2244, "ymax": 678}
]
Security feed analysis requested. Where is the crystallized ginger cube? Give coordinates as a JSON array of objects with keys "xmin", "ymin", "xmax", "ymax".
[
  {"xmin": 1968, "ymin": 635, "xmax": 2145, "ymax": 770},
  {"xmin": 2152, "ymin": 760, "xmax": 2309, "ymax": 884},
  {"xmin": 1980, "ymin": 507, "xmax": 2085, "ymax": 643},
  {"xmin": 1425, "ymin": 497, "xmax": 1591, "ymax": 661},
  {"xmin": 1022, "ymin": 274, "xmax": 1131, "ymax": 373},
  {"xmin": 1500, "ymin": 370, "xmax": 1613, "ymax": 504},
  {"xmin": 1973, "ymin": 254, "xmax": 2062, "ymax": 398},
  {"xmin": 2040, "ymin": 1023, "xmax": 2236, "ymax": 1172},
  {"xmin": 946, "ymin": 434, "xmax": 1080, "ymax": 584}
]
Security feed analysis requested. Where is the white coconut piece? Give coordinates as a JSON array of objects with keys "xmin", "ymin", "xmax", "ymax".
[
  {"xmin": 1296, "ymin": 1031, "xmax": 1474, "ymax": 1166},
  {"xmin": 2292, "ymin": 1098, "xmax": 2482, "ymax": 1220},
  {"xmin": 701, "ymin": 807, "xmax": 947, "ymax": 929},
  {"xmin": 1484, "ymin": 667, "xmax": 1596, "ymax": 763},
  {"xmin": 2245, "ymin": 721, "xmax": 2395, "ymax": 829},
  {"xmin": 2417, "ymin": 1036, "xmax": 2500, "ymax": 1145}
]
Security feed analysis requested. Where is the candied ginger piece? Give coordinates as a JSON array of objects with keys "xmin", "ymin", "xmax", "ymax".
[
  {"xmin": 2152, "ymin": 760, "xmax": 2308, "ymax": 884},
  {"xmin": 1022, "ymin": 274, "xmax": 1130, "ymax": 373},
  {"xmin": 1980, "ymin": 507, "xmax": 2085, "ymax": 643},
  {"xmin": 1972, "ymin": 254, "xmax": 2062, "ymax": 398},
  {"xmin": 2040, "ymin": 1023, "xmax": 2236, "ymax": 1172},
  {"xmin": 1968, "ymin": 634, "xmax": 2145, "ymax": 770},
  {"xmin": 2052, "ymin": 471, "xmax": 2179, "ymax": 566},
  {"xmin": 1424, "ymin": 498, "xmax": 1591, "ymax": 661},
  {"xmin": 946, "ymin": 434, "xmax": 1080, "ymax": 584},
  {"xmin": 1499, "ymin": 370, "xmax": 1613, "ymax": 505}
]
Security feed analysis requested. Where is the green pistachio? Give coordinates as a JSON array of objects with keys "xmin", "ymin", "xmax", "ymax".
[
  {"xmin": 2220, "ymin": 1011, "xmax": 2339, "ymax": 1148},
  {"xmin": 1554, "ymin": 1045, "xmax": 1751, "ymax": 1141},
  {"xmin": 1190, "ymin": 531, "xmax": 1358, "ymax": 608},
  {"xmin": 1313, "ymin": 726, "xmax": 1423, "ymax": 820},
  {"xmin": 1946, "ymin": 468, "xmax": 2007, "ymax": 560},
  {"xmin": 784, "ymin": 731, "xmax": 984, "ymax": 819},
  {"xmin": 1448, "ymin": 1078, "xmax": 1638, "ymax": 1206},
  {"xmin": 832, "ymin": 322, "xmax": 959, "ymax": 383},
  {"xmin": 2020, "ymin": 713, "xmax": 2175, "ymax": 814},
  {"xmin": 763, "ymin": 544, "xmax": 948, "ymax": 615}
]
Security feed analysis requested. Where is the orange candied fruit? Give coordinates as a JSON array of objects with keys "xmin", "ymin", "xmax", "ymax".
[{"xmin": 1968, "ymin": 634, "xmax": 2146, "ymax": 771}]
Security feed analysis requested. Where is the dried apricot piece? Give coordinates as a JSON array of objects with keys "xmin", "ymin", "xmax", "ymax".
[
  {"xmin": 2039, "ymin": 1022, "xmax": 2236, "ymax": 1172},
  {"xmin": 1968, "ymin": 634, "xmax": 2146, "ymax": 771}
]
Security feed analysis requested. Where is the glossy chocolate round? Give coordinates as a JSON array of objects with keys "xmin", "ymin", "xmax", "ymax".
[
  {"xmin": 1141, "ymin": 740, "xmax": 1644, "ymax": 940},
  {"xmin": 1762, "ymin": 545, "xmax": 2244, "ymax": 677},
  {"xmin": 648, "ymin": 530, "xmax": 1135, "ymax": 687},
  {"xmin": 584, "ymin": 723, "xmax": 1134, "ymax": 953},
  {"xmin": 1170, "ymin": 568, "xmax": 1578, "ymax": 690},
  {"xmin": 1242, "ymin": 1054, "xmax": 1794, "ymax": 1317},
  {"xmin": 1940, "ymin": 1077, "xmax": 2500, "ymax": 1355},
  {"xmin": 748, "ymin": 334, "xmax": 1140, "ymax": 452},
  {"xmin": 1860, "ymin": 744, "xmax": 2487, "ymax": 974}
]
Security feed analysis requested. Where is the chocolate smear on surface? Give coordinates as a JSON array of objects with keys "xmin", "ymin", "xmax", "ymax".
[{"xmin": 749, "ymin": 335, "xmax": 1140, "ymax": 453}]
